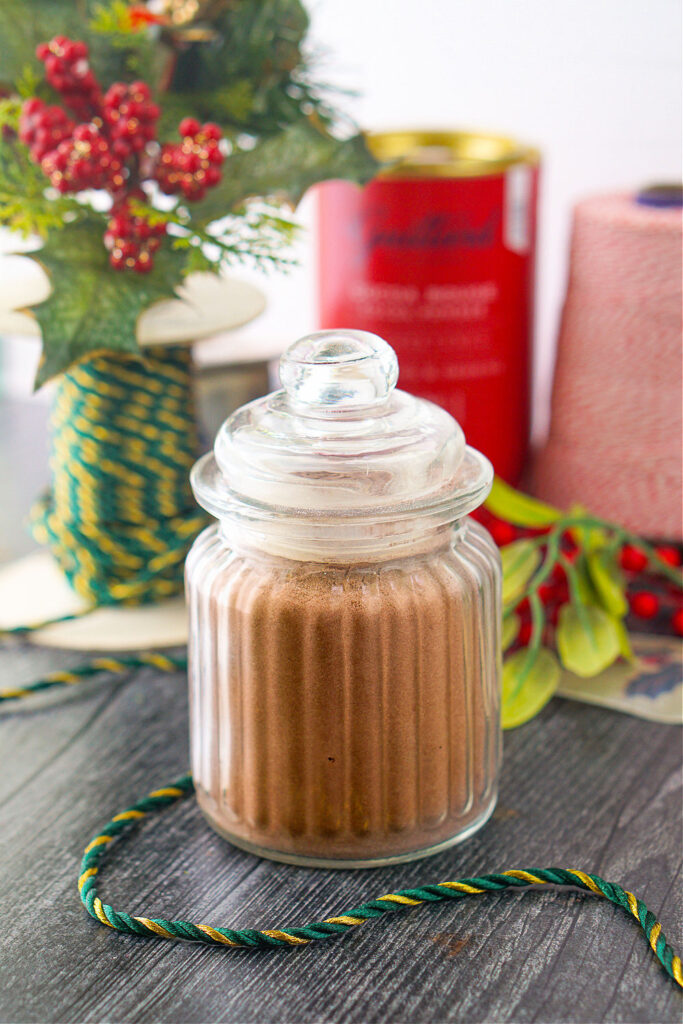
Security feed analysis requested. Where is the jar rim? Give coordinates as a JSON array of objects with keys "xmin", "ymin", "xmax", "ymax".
[{"xmin": 190, "ymin": 445, "xmax": 493, "ymax": 527}]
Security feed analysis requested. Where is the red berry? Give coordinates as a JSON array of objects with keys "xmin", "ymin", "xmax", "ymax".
[
  {"xmin": 517, "ymin": 621, "xmax": 533, "ymax": 646},
  {"xmin": 114, "ymin": 84, "xmax": 129, "ymax": 102},
  {"xmin": 550, "ymin": 563, "xmax": 566, "ymax": 585},
  {"xmin": 547, "ymin": 603, "xmax": 561, "ymax": 627},
  {"xmin": 559, "ymin": 533, "xmax": 580, "ymax": 562},
  {"xmin": 104, "ymin": 200, "xmax": 166, "ymax": 273},
  {"xmin": 23, "ymin": 97, "xmax": 42, "ymax": 115},
  {"xmin": 629, "ymin": 591, "xmax": 660, "ymax": 619},
  {"xmin": 538, "ymin": 583, "xmax": 555, "ymax": 604},
  {"xmin": 471, "ymin": 507, "xmax": 493, "ymax": 527},
  {"xmin": 672, "ymin": 609, "xmax": 683, "ymax": 636},
  {"xmin": 36, "ymin": 36, "xmax": 101, "ymax": 117},
  {"xmin": 490, "ymin": 520, "xmax": 517, "ymax": 547},
  {"xmin": 620, "ymin": 544, "xmax": 648, "ymax": 573},
  {"xmin": 19, "ymin": 98, "xmax": 74, "ymax": 161},
  {"xmin": 654, "ymin": 546, "xmax": 681, "ymax": 568},
  {"xmin": 179, "ymin": 117, "xmax": 200, "ymax": 137},
  {"xmin": 103, "ymin": 82, "xmax": 160, "ymax": 158},
  {"xmin": 154, "ymin": 120, "xmax": 223, "ymax": 200},
  {"xmin": 201, "ymin": 121, "xmax": 222, "ymax": 141},
  {"xmin": 41, "ymin": 123, "xmax": 126, "ymax": 193},
  {"xmin": 120, "ymin": 240, "xmax": 139, "ymax": 259},
  {"xmin": 133, "ymin": 252, "xmax": 153, "ymax": 273}
]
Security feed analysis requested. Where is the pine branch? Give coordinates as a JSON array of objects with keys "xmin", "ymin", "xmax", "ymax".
[
  {"xmin": 130, "ymin": 197, "xmax": 300, "ymax": 274},
  {"xmin": 0, "ymin": 134, "xmax": 86, "ymax": 238}
]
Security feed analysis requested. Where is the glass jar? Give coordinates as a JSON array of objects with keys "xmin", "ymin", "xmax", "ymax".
[{"xmin": 186, "ymin": 330, "xmax": 502, "ymax": 867}]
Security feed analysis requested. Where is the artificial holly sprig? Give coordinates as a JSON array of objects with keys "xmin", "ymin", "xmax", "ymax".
[
  {"xmin": 483, "ymin": 478, "xmax": 683, "ymax": 729},
  {"xmin": 16, "ymin": 37, "xmax": 228, "ymax": 273},
  {"xmin": 0, "ymin": 15, "xmax": 379, "ymax": 386}
]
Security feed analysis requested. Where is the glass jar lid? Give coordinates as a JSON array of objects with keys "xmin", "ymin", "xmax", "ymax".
[{"xmin": 191, "ymin": 330, "xmax": 492, "ymax": 523}]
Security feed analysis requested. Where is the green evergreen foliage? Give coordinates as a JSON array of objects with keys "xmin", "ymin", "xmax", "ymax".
[{"xmin": 0, "ymin": 0, "xmax": 378, "ymax": 382}]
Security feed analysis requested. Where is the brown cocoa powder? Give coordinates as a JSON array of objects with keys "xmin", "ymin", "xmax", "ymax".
[{"xmin": 188, "ymin": 527, "xmax": 500, "ymax": 865}]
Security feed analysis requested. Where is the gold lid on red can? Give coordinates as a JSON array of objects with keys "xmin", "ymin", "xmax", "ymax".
[{"xmin": 367, "ymin": 129, "xmax": 539, "ymax": 178}]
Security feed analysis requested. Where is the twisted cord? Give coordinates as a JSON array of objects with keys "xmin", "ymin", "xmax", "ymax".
[
  {"xmin": 78, "ymin": 775, "xmax": 683, "ymax": 987},
  {"xmin": 0, "ymin": 652, "xmax": 186, "ymax": 703},
  {"xmin": 28, "ymin": 345, "xmax": 207, "ymax": 610},
  {"xmin": 1, "ymin": 610, "xmax": 92, "ymax": 640}
]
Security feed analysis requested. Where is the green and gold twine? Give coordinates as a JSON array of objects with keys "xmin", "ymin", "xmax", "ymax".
[
  {"xmin": 77, "ymin": 771, "xmax": 682, "ymax": 987},
  {"xmin": 1, "ymin": 347, "xmax": 681, "ymax": 990},
  {"xmin": 30, "ymin": 343, "xmax": 206, "ymax": 611},
  {"xmin": 3, "ymin": 654, "xmax": 682, "ymax": 988}
]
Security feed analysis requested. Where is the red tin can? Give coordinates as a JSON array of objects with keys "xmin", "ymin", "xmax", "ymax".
[{"xmin": 316, "ymin": 130, "xmax": 539, "ymax": 483}]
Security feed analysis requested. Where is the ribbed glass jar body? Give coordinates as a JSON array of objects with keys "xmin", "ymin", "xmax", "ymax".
[{"xmin": 185, "ymin": 518, "xmax": 501, "ymax": 867}]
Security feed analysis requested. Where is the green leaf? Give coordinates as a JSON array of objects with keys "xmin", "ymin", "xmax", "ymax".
[
  {"xmin": 502, "ymin": 647, "xmax": 560, "ymax": 729},
  {"xmin": 485, "ymin": 477, "xmax": 562, "ymax": 529},
  {"xmin": 15, "ymin": 63, "xmax": 42, "ymax": 100},
  {"xmin": 502, "ymin": 613, "xmax": 520, "ymax": 652},
  {"xmin": 586, "ymin": 549, "xmax": 628, "ymax": 617},
  {"xmin": 564, "ymin": 554, "xmax": 601, "ymax": 607},
  {"xmin": 193, "ymin": 125, "xmax": 379, "ymax": 224},
  {"xmin": 161, "ymin": 0, "xmax": 317, "ymax": 133},
  {"xmin": 500, "ymin": 540, "xmax": 542, "ymax": 605},
  {"xmin": 556, "ymin": 604, "xmax": 621, "ymax": 678},
  {"xmin": 31, "ymin": 219, "xmax": 186, "ymax": 386},
  {"xmin": 0, "ymin": 97, "xmax": 21, "ymax": 134},
  {"xmin": 0, "ymin": 134, "xmax": 81, "ymax": 237}
]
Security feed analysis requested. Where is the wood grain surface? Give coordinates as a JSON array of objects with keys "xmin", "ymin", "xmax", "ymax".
[{"xmin": 0, "ymin": 398, "xmax": 681, "ymax": 1024}]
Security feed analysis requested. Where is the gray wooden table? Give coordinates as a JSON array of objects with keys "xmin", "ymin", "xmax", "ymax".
[{"xmin": 0, "ymin": 397, "xmax": 681, "ymax": 1024}]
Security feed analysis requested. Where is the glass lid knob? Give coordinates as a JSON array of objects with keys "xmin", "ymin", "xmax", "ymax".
[{"xmin": 279, "ymin": 330, "xmax": 399, "ymax": 413}]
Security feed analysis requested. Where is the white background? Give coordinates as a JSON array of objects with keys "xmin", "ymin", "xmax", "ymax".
[
  {"xmin": 4, "ymin": 0, "xmax": 682, "ymax": 437},
  {"xmin": 230, "ymin": 0, "xmax": 683, "ymax": 437}
]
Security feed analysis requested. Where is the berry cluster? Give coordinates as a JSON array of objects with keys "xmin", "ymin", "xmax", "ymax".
[
  {"xmin": 22, "ymin": 36, "xmax": 225, "ymax": 272},
  {"xmin": 476, "ymin": 507, "xmax": 683, "ymax": 641},
  {"xmin": 36, "ymin": 37, "xmax": 101, "ymax": 120},
  {"xmin": 104, "ymin": 201, "xmax": 167, "ymax": 273},
  {"xmin": 42, "ymin": 123, "xmax": 126, "ymax": 194},
  {"xmin": 619, "ymin": 544, "xmax": 683, "ymax": 634},
  {"xmin": 156, "ymin": 118, "xmax": 224, "ymax": 201},
  {"xmin": 102, "ymin": 82, "xmax": 160, "ymax": 159},
  {"xmin": 19, "ymin": 99, "xmax": 74, "ymax": 162}
]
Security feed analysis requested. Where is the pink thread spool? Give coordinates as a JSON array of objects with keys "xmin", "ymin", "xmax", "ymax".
[{"xmin": 534, "ymin": 190, "xmax": 683, "ymax": 539}]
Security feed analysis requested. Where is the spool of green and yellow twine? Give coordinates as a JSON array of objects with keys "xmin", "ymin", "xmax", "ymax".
[{"xmin": 28, "ymin": 344, "xmax": 207, "ymax": 611}]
